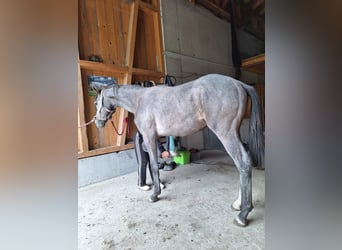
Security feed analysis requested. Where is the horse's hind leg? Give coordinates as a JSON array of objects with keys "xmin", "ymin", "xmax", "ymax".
[
  {"xmin": 141, "ymin": 136, "xmax": 161, "ymax": 202},
  {"xmin": 216, "ymin": 130, "xmax": 253, "ymax": 227}
]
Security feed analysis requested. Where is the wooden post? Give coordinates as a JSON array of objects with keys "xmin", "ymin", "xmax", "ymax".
[{"xmin": 78, "ymin": 54, "xmax": 89, "ymax": 153}]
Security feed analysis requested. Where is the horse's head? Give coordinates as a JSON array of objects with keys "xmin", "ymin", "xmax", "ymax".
[
  {"xmin": 93, "ymin": 90, "xmax": 117, "ymax": 128},
  {"xmin": 88, "ymin": 76, "xmax": 118, "ymax": 128}
]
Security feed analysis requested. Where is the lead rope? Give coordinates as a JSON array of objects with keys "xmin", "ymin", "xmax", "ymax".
[
  {"xmin": 110, "ymin": 117, "xmax": 129, "ymax": 136},
  {"xmin": 78, "ymin": 116, "xmax": 129, "ymax": 137},
  {"xmin": 78, "ymin": 117, "xmax": 95, "ymax": 128}
]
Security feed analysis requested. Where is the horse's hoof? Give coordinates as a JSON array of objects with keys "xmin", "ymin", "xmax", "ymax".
[
  {"xmin": 233, "ymin": 215, "xmax": 248, "ymax": 227},
  {"xmin": 231, "ymin": 202, "xmax": 241, "ymax": 211},
  {"xmin": 149, "ymin": 195, "xmax": 159, "ymax": 203}
]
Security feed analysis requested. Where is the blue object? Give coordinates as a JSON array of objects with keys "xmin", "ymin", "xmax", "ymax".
[{"xmin": 87, "ymin": 75, "xmax": 116, "ymax": 86}]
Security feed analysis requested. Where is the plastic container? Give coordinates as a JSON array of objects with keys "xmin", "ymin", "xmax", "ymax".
[{"xmin": 173, "ymin": 150, "xmax": 190, "ymax": 165}]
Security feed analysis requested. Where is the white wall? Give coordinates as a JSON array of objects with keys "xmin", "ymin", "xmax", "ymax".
[{"xmin": 161, "ymin": 0, "xmax": 235, "ymax": 82}]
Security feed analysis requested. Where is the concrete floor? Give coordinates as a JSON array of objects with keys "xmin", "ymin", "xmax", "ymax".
[{"xmin": 78, "ymin": 150, "xmax": 265, "ymax": 250}]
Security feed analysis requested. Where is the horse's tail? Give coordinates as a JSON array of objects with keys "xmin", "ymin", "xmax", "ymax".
[{"xmin": 241, "ymin": 83, "xmax": 264, "ymax": 168}]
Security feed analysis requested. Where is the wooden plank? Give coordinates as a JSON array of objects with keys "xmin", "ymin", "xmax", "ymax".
[
  {"xmin": 80, "ymin": 69, "xmax": 99, "ymax": 150},
  {"xmin": 133, "ymin": 9, "xmax": 148, "ymax": 69},
  {"xmin": 125, "ymin": 0, "xmax": 140, "ymax": 66},
  {"xmin": 114, "ymin": 0, "xmax": 126, "ymax": 66},
  {"xmin": 153, "ymin": 6, "xmax": 165, "ymax": 73},
  {"xmin": 96, "ymin": 0, "xmax": 109, "ymax": 63},
  {"xmin": 145, "ymin": 11, "xmax": 157, "ymax": 70},
  {"xmin": 78, "ymin": 143, "xmax": 135, "ymax": 159},
  {"xmin": 121, "ymin": 2, "xmax": 131, "ymax": 59},
  {"xmin": 139, "ymin": 1, "xmax": 159, "ymax": 13},
  {"xmin": 241, "ymin": 53, "xmax": 265, "ymax": 67},
  {"xmin": 132, "ymin": 67, "xmax": 164, "ymax": 77},
  {"xmin": 196, "ymin": 0, "xmax": 231, "ymax": 20},
  {"xmin": 85, "ymin": 0, "xmax": 100, "ymax": 59},
  {"xmin": 78, "ymin": 0, "xmax": 89, "ymax": 60},
  {"xmin": 78, "ymin": 109, "xmax": 82, "ymax": 152},
  {"xmin": 151, "ymin": 0, "xmax": 158, "ymax": 7},
  {"xmin": 79, "ymin": 60, "xmax": 129, "ymax": 73},
  {"xmin": 104, "ymin": 0, "xmax": 118, "ymax": 65},
  {"xmin": 255, "ymin": 83, "xmax": 265, "ymax": 127},
  {"xmin": 115, "ymin": 108, "xmax": 129, "ymax": 146},
  {"xmin": 78, "ymin": 55, "xmax": 89, "ymax": 153},
  {"xmin": 116, "ymin": 73, "xmax": 132, "ymax": 146},
  {"xmin": 241, "ymin": 53, "xmax": 265, "ymax": 75}
]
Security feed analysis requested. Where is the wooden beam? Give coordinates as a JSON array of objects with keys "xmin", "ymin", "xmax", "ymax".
[
  {"xmin": 153, "ymin": 0, "xmax": 165, "ymax": 73},
  {"xmin": 132, "ymin": 67, "xmax": 164, "ymax": 77},
  {"xmin": 78, "ymin": 55, "xmax": 89, "ymax": 153},
  {"xmin": 78, "ymin": 143, "xmax": 134, "ymax": 159},
  {"xmin": 196, "ymin": 0, "xmax": 231, "ymax": 21},
  {"xmin": 125, "ymin": 0, "xmax": 140, "ymax": 67},
  {"xmin": 79, "ymin": 60, "xmax": 129, "ymax": 73},
  {"xmin": 241, "ymin": 53, "xmax": 265, "ymax": 75},
  {"xmin": 139, "ymin": 0, "xmax": 159, "ymax": 12},
  {"xmin": 242, "ymin": 53, "xmax": 265, "ymax": 67},
  {"xmin": 115, "ymin": 72, "xmax": 132, "ymax": 147}
]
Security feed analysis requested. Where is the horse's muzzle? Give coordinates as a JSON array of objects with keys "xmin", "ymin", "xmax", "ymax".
[{"xmin": 94, "ymin": 119, "xmax": 106, "ymax": 128}]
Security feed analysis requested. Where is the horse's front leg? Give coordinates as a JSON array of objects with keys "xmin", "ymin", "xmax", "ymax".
[{"xmin": 144, "ymin": 138, "xmax": 161, "ymax": 202}]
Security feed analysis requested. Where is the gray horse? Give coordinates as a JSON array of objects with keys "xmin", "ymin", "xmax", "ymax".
[{"xmin": 91, "ymin": 74, "xmax": 264, "ymax": 226}]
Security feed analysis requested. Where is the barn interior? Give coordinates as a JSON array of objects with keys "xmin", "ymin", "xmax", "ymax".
[{"xmin": 78, "ymin": 0, "xmax": 265, "ymax": 249}]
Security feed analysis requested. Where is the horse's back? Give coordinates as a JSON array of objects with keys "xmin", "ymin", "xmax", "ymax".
[
  {"xmin": 135, "ymin": 74, "xmax": 247, "ymax": 136},
  {"xmin": 194, "ymin": 74, "xmax": 245, "ymax": 93}
]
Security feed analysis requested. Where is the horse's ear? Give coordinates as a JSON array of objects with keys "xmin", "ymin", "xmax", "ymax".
[{"xmin": 108, "ymin": 83, "xmax": 119, "ymax": 98}]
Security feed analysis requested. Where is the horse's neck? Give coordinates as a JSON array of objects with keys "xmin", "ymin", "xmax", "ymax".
[{"xmin": 106, "ymin": 85, "xmax": 142, "ymax": 114}]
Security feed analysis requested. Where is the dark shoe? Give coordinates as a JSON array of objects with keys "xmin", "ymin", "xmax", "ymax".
[
  {"xmin": 158, "ymin": 162, "xmax": 165, "ymax": 169},
  {"xmin": 163, "ymin": 161, "xmax": 176, "ymax": 171}
]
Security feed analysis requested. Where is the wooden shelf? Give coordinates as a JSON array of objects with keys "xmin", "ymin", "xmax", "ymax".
[
  {"xmin": 79, "ymin": 60, "xmax": 129, "ymax": 73},
  {"xmin": 132, "ymin": 67, "xmax": 164, "ymax": 77},
  {"xmin": 242, "ymin": 53, "xmax": 265, "ymax": 75},
  {"xmin": 78, "ymin": 0, "xmax": 165, "ymax": 158},
  {"xmin": 78, "ymin": 143, "xmax": 134, "ymax": 159}
]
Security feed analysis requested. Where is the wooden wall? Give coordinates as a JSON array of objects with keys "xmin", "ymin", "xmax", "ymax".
[{"xmin": 78, "ymin": 0, "xmax": 165, "ymax": 158}]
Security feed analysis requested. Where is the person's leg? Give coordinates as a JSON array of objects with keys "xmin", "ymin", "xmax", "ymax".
[{"xmin": 147, "ymin": 160, "xmax": 165, "ymax": 189}]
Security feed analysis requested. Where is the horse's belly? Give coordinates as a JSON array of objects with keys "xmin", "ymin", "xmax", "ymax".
[{"xmin": 157, "ymin": 118, "xmax": 206, "ymax": 137}]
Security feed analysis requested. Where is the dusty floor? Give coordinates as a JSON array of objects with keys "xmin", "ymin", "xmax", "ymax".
[{"xmin": 78, "ymin": 150, "xmax": 265, "ymax": 250}]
